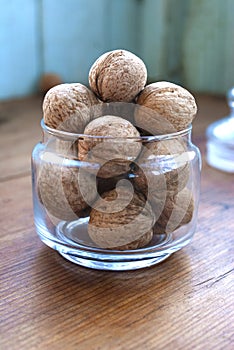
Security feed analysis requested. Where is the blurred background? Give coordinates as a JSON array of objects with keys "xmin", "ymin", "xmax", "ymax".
[{"xmin": 0, "ymin": 0, "xmax": 234, "ymax": 100}]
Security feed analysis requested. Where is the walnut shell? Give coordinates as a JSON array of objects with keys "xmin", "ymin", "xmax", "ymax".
[
  {"xmin": 153, "ymin": 188, "xmax": 194, "ymax": 234},
  {"xmin": 89, "ymin": 49, "xmax": 147, "ymax": 102},
  {"xmin": 88, "ymin": 185, "xmax": 154, "ymax": 250},
  {"xmin": 43, "ymin": 83, "xmax": 101, "ymax": 132},
  {"xmin": 78, "ymin": 115, "xmax": 142, "ymax": 178},
  {"xmin": 132, "ymin": 138, "xmax": 190, "ymax": 199},
  {"xmin": 135, "ymin": 81, "xmax": 197, "ymax": 133},
  {"xmin": 37, "ymin": 162, "xmax": 96, "ymax": 221}
]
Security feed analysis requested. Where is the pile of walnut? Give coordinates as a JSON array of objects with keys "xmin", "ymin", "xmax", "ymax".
[{"xmin": 39, "ymin": 49, "xmax": 197, "ymax": 250}]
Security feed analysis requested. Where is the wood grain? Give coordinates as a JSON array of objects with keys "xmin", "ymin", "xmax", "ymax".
[{"xmin": 0, "ymin": 95, "xmax": 233, "ymax": 350}]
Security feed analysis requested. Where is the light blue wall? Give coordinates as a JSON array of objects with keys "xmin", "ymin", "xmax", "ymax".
[
  {"xmin": 42, "ymin": 0, "xmax": 141, "ymax": 84},
  {"xmin": 0, "ymin": 0, "xmax": 40, "ymax": 99},
  {"xmin": 42, "ymin": 0, "xmax": 109, "ymax": 84},
  {"xmin": 140, "ymin": 0, "xmax": 234, "ymax": 94},
  {"xmin": 140, "ymin": 0, "xmax": 168, "ymax": 81},
  {"xmin": 107, "ymin": 0, "xmax": 140, "ymax": 53},
  {"xmin": 0, "ymin": 0, "xmax": 141, "ymax": 99},
  {"xmin": 0, "ymin": 0, "xmax": 234, "ymax": 99},
  {"xmin": 183, "ymin": 0, "xmax": 234, "ymax": 94}
]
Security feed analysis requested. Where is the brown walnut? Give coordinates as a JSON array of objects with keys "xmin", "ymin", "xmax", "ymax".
[
  {"xmin": 37, "ymin": 162, "xmax": 96, "ymax": 221},
  {"xmin": 152, "ymin": 188, "xmax": 194, "ymax": 234},
  {"xmin": 78, "ymin": 115, "xmax": 142, "ymax": 178},
  {"xmin": 89, "ymin": 49, "xmax": 147, "ymax": 102},
  {"xmin": 132, "ymin": 137, "xmax": 190, "ymax": 201},
  {"xmin": 43, "ymin": 83, "xmax": 101, "ymax": 132},
  {"xmin": 88, "ymin": 185, "xmax": 154, "ymax": 250},
  {"xmin": 135, "ymin": 81, "xmax": 197, "ymax": 133}
]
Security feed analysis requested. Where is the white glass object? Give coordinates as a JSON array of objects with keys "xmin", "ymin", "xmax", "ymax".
[{"xmin": 206, "ymin": 87, "xmax": 234, "ymax": 172}]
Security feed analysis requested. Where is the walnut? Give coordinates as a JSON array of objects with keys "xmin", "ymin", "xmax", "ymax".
[
  {"xmin": 78, "ymin": 115, "xmax": 142, "ymax": 178},
  {"xmin": 132, "ymin": 138, "xmax": 190, "ymax": 199},
  {"xmin": 88, "ymin": 185, "xmax": 154, "ymax": 250},
  {"xmin": 135, "ymin": 81, "xmax": 197, "ymax": 133},
  {"xmin": 43, "ymin": 83, "xmax": 101, "ymax": 132},
  {"xmin": 152, "ymin": 188, "xmax": 194, "ymax": 234},
  {"xmin": 37, "ymin": 162, "xmax": 96, "ymax": 221},
  {"xmin": 89, "ymin": 49, "xmax": 147, "ymax": 102}
]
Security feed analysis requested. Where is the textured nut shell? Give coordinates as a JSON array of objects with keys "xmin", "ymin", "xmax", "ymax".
[
  {"xmin": 43, "ymin": 83, "xmax": 101, "ymax": 132},
  {"xmin": 37, "ymin": 163, "xmax": 96, "ymax": 221},
  {"xmin": 133, "ymin": 138, "xmax": 190, "ymax": 199},
  {"xmin": 135, "ymin": 81, "xmax": 197, "ymax": 132},
  {"xmin": 78, "ymin": 115, "xmax": 142, "ymax": 178},
  {"xmin": 89, "ymin": 49, "xmax": 147, "ymax": 102},
  {"xmin": 88, "ymin": 186, "xmax": 154, "ymax": 250},
  {"xmin": 153, "ymin": 188, "xmax": 194, "ymax": 234}
]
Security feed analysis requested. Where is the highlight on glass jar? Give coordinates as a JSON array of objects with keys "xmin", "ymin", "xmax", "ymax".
[{"xmin": 31, "ymin": 100, "xmax": 201, "ymax": 271}]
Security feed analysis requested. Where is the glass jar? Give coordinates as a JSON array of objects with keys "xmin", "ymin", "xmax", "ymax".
[
  {"xmin": 206, "ymin": 87, "xmax": 234, "ymax": 173},
  {"xmin": 31, "ymin": 120, "xmax": 201, "ymax": 271}
]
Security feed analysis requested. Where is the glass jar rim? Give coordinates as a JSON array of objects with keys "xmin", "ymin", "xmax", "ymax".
[{"xmin": 41, "ymin": 119, "xmax": 192, "ymax": 141}]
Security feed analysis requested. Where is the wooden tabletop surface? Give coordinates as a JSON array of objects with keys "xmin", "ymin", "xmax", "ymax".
[{"xmin": 0, "ymin": 94, "xmax": 233, "ymax": 350}]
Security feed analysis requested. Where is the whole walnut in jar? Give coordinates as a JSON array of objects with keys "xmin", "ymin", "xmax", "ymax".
[
  {"xmin": 88, "ymin": 185, "xmax": 155, "ymax": 250},
  {"xmin": 132, "ymin": 137, "xmax": 191, "ymax": 202},
  {"xmin": 37, "ymin": 162, "xmax": 96, "ymax": 221},
  {"xmin": 78, "ymin": 115, "xmax": 142, "ymax": 178},
  {"xmin": 152, "ymin": 188, "xmax": 194, "ymax": 235}
]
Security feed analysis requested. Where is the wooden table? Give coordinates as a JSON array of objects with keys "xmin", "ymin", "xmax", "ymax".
[{"xmin": 0, "ymin": 95, "xmax": 233, "ymax": 350}]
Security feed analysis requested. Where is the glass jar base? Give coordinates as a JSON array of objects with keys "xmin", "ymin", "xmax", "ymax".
[
  {"xmin": 59, "ymin": 251, "xmax": 172, "ymax": 271},
  {"xmin": 35, "ymin": 217, "xmax": 194, "ymax": 271}
]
